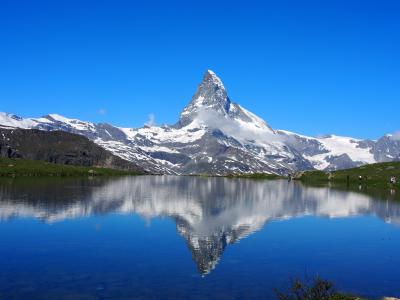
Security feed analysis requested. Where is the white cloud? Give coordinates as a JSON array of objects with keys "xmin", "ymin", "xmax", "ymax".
[
  {"xmin": 194, "ymin": 108, "xmax": 282, "ymax": 144},
  {"xmin": 145, "ymin": 113, "xmax": 156, "ymax": 127},
  {"xmin": 98, "ymin": 108, "xmax": 107, "ymax": 115}
]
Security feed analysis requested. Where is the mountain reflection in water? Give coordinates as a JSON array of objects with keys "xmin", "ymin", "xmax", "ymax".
[{"xmin": 1, "ymin": 176, "xmax": 399, "ymax": 275}]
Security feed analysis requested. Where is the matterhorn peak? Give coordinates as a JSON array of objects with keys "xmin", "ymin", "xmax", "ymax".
[
  {"xmin": 204, "ymin": 69, "xmax": 225, "ymax": 89},
  {"xmin": 178, "ymin": 70, "xmax": 231, "ymax": 127}
]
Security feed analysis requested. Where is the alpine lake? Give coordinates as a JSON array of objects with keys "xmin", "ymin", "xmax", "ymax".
[{"xmin": 0, "ymin": 176, "xmax": 399, "ymax": 299}]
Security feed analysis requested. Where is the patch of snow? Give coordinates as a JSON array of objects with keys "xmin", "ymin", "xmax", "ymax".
[
  {"xmin": 141, "ymin": 145, "xmax": 180, "ymax": 154},
  {"xmin": 44, "ymin": 114, "xmax": 96, "ymax": 131},
  {"xmin": 304, "ymin": 135, "xmax": 376, "ymax": 170},
  {"xmin": 318, "ymin": 135, "xmax": 375, "ymax": 162},
  {"xmin": 0, "ymin": 112, "xmax": 36, "ymax": 129},
  {"xmin": 236, "ymin": 105, "xmax": 272, "ymax": 131}
]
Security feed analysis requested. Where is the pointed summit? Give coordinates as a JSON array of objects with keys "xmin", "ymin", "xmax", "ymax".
[
  {"xmin": 204, "ymin": 69, "xmax": 225, "ymax": 89},
  {"xmin": 178, "ymin": 70, "xmax": 231, "ymax": 127}
]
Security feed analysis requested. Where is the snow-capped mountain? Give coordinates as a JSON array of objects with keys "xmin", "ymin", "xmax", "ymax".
[{"xmin": 1, "ymin": 70, "xmax": 399, "ymax": 174}]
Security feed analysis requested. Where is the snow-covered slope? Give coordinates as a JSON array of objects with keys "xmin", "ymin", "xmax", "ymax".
[
  {"xmin": 0, "ymin": 70, "xmax": 399, "ymax": 174},
  {"xmin": 278, "ymin": 130, "xmax": 378, "ymax": 171},
  {"xmin": 0, "ymin": 113, "xmax": 37, "ymax": 129}
]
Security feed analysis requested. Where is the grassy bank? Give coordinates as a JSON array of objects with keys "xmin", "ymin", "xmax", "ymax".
[
  {"xmin": 295, "ymin": 162, "xmax": 400, "ymax": 201},
  {"xmin": 0, "ymin": 157, "xmax": 141, "ymax": 177},
  {"xmin": 296, "ymin": 162, "xmax": 400, "ymax": 188}
]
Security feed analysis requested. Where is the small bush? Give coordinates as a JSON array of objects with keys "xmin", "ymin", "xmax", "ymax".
[{"xmin": 274, "ymin": 277, "xmax": 359, "ymax": 300}]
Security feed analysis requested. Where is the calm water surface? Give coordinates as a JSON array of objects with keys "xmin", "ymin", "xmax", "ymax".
[{"xmin": 0, "ymin": 176, "xmax": 400, "ymax": 299}]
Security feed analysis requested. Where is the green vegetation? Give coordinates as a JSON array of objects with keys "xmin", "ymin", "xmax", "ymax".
[
  {"xmin": 275, "ymin": 277, "xmax": 361, "ymax": 300},
  {"xmin": 295, "ymin": 162, "xmax": 400, "ymax": 201},
  {"xmin": 0, "ymin": 157, "xmax": 141, "ymax": 177},
  {"xmin": 227, "ymin": 173, "xmax": 284, "ymax": 180},
  {"xmin": 297, "ymin": 162, "xmax": 400, "ymax": 189}
]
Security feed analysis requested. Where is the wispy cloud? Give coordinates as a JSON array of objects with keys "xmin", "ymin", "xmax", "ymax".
[
  {"xmin": 97, "ymin": 108, "xmax": 107, "ymax": 115},
  {"xmin": 145, "ymin": 113, "xmax": 156, "ymax": 127},
  {"xmin": 390, "ymin": 131, "xmax": 400, "ymax": 141}
]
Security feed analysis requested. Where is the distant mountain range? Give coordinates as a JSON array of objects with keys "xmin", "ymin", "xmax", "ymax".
[{"xmin": 1, "ymin": 70, "xmax": 399, "ymax": 175}]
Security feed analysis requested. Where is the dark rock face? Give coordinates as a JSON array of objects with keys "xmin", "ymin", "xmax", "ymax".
[
  {"xmin": 148, "ymin": 151, "xmax": 191, "ymax": 165},
  {"xmin": 373, "ymin": 136, "xmax": 400, "ymax": 162},
  {"xmin": 324, "ymin": 154, "xmax": 364, "ymax": 171},
  {"xmin": 0, "ymin": 128, "xmax": 146, "ymax": 173}
]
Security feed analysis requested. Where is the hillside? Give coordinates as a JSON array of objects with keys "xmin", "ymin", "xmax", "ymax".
[
  {"xmin": 0, "ymin": 157, "xmax": 141, "ymax": 177},
  {"xmin": 296, "ymin": 161, "xmax": 400, "ymax": 188},
  {"xmin": 0, "ymin": 128, "xmax": 146, "ymax": 174}
]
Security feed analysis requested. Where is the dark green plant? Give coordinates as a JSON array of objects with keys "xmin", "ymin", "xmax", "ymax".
[{"xmin": 274, "ymin": 277, "xmax": 360, "ymax": 300}]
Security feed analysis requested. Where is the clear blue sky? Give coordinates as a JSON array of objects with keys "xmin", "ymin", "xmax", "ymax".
[{"xmin": 0, "ymin": 0, "xmax": 399, "ymax": 139}]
